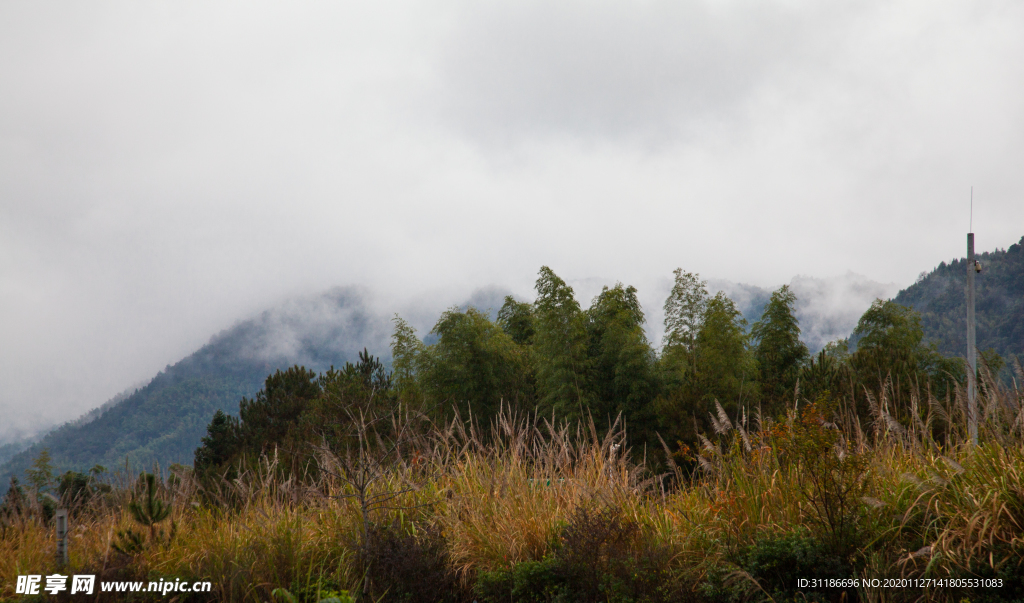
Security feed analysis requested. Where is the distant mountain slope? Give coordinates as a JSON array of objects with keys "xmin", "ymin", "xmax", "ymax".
[
  {"xmin": 893, "ymin": 236, "xmax": 1024, "ymax": 360},
  {"xmin": 0, "ymin": 272, "xmax": 912, "ymax": 491},
  {"xmin": 0, "ymin": 287, "xmax": 391, "ymax": 488},
  {"xmin": 708, "ymin": 273, "xmax": 900, "ymax": 352}
]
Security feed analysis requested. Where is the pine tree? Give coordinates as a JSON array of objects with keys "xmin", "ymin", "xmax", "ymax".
[{"xmin": 194, "ymin": 410, "xmax": 237, "ymax": 472}]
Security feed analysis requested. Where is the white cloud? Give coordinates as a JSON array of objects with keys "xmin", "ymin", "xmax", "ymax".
[{"xmin": 1, "ymin": 0, "xmax": 1022, "ymax": 440}]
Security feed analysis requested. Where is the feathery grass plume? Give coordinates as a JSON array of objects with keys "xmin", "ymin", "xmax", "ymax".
[{"xmin": 5, "ymin": 378, "xmax": 1024, "ymax": 601}]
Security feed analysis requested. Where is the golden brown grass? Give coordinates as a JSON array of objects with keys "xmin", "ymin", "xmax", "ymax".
[{"xmin": 1, "ymin": 373, "xmax": 1023, "ymax": 602}]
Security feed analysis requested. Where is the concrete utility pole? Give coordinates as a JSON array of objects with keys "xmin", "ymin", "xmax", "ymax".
[
  {"xmin": 967, "ymin": 232, "xmax": 978, "ymax": 446},
  {"xmin": 55, "ymin": 508, "xmax": 69, "ymax": 566}
]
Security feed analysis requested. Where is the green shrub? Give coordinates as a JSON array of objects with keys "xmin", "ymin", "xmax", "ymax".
[
  {"xmin": 475, "ymin": 506, "xmax": 684, "ymax": 603},
  {"xmin": 476, "ymin": 559, "xmax": 563, "ymax": 603},
  {"xmin": 706, "ymin": 530, "xmax": 852, "ymax": 603}
]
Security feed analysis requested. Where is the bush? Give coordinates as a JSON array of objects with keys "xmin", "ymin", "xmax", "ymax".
[
  {"xmin": 771, "ymin": 399, "xmax": 870, "ymax": 557},
  {"xmin": 361, "ymin": 521, "xmax": 467, "ymax": 603},
  {"xmin": 735, "ymin": 530, "xmax": 851, "ymax": 602},
  {"xmin": 476, "ymin": 559, "xmax": 563, "ymax": 603},
  {"xmin": 475, "ymin": 506, "xmax": 685, "ymax": 603}
]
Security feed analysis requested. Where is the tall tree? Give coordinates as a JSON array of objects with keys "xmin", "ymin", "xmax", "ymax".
[
  {"xmin": 850, "ymin": 299, "xmax": 929, "ymax": 398},
  {"xmin": 751, "ymin": 285, "xmax": 809, "ymax": 412},
  {"xmin": 692, "ymin": 292, "xmax": 757, "ymax": 418},
  {"xmin": 418, "ymin": 307, "xmax": 533, "ymax": 422},
  {"xmin": 533, "ymin": 266, "xmax": 590, "ymax": 419},
  {"xmin": 193, "ymin": 410, "xmax": 237, "ymax": 473},
  {"xmin": 656, "ymin": 286, "xmax": 754, "ymax": 451},
  {"xmin": 585, "ymin": 284, "xmax": 661, "ymax": 439},
  {"xmin": 847, "ymin": 299, "xmax": 967, "ymax": 432},
  {"xmin": 390, "ymin": 315, "xmax": 425, "ymax": 403},
  {"xmin": 662, "ymin": 269, "xmax": 709, "ymax": 379},
  {"xmin": 497, "ymin": 296, "xmax": 536, "ymax": 346},
  {"xmin": 25, "ymin": 449, "xmax": 55, "ymax": 494},
  {"xmin": 236, "ymin": 365, "xmax": 321, "ymax": 455}
]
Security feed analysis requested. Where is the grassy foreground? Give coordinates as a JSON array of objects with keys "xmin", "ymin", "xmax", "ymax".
[{"xmin": 3, "ymin": 380, "xmax": 1024, "ymax": 602}]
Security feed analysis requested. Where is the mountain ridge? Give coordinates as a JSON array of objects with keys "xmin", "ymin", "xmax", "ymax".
[
  {"xmin": 6, "ymin": 255, "xmax": 1007, "ymax": 490},
  {"xmin": 893, "ymin": 235, "xmax": 1024, "ymax": 361}
]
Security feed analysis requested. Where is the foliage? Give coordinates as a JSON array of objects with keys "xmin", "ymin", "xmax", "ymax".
[
  {"xmin": 721, "ymin": 530, "xmax": 851, "ymax": 603},
  {"xmin": 391, "ymin": 315, "xmax": 425, "ymax": 398},
  {"xmin": 692, "ymin": 293, "xmax": 757, "ymax": 419},
  {"xmin": 782, "ymin": 401, "xmax": 869, "ymax": 557},
  {"xmin": 498, "ymin": 295, "xmax": 536, "ymax": 346},
  {"xmin": 661, "ymin": 269, "xmax": 709, "ymax": 379},
  {"xmin": 194, "ymin": 409, "xmax": 238, "ymax": 474},
  {"xmin": 194, "ymin": 352, "xmax": 397, "ymax": 481},
  {"xmin": 533, "ymin": 266, "xmax": 591, "ymax": 419},
  {"xmin": 656, "ymin": 273, "xmax": 757, "ymax": 453},
  {"xmin": 25, "ymin": 449, "xmax": 55, "ymax": 494},
  {"xmin": 4, "ymin": 378, "xmax": 1024, "ymax": 602},
  {"xmin": 893, "ymin": 235, "xmax": 1024, "ymax": 361},
  {"xmin": 113, "ymin": 472, "xmax": 174, "ymax": 555},
  {"xmin": 57, "ymin": 468, "xmax": 111, "ymax": 512},
  {"xmin": 584, "ymin": 284, "xmax": 661, "ymax": 443},
  {"xmin": 476, "ymin": 506, "xmax": 682, "ymax": 603},
  {"xmin": 0, "ymin": 477, "xmax": 26, "ymax": 522},
  {"xmin": 751, "ymin": 285, "xmax": 809, "ymax": 414},
  {"xmin": 13, "ymin": 259, "xmax": 1024, "ymax": 601},
  {"xmin": 419, "ymin": 307, "xmax": 533, "ymax": 423},
  {"xmin": 361, "ymin": 521, "xmax": 466, "ymax": 603}
]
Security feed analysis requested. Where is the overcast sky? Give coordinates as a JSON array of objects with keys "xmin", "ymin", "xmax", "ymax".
[{"xmin": 2, "ymin": 0, "xmax": 1022, "ymax": 441}]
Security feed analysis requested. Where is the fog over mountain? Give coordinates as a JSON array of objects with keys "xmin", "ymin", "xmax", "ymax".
[
  {"xmin": 4, "ymin": 1, "xmax": 1023, "ymax": 465},
  {"xmin": 0, "ymin": 271, "xmax": 891, "ymax": 462}
]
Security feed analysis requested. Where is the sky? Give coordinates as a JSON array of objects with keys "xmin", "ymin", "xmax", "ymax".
[{"xmin": 2, "ymin": 0, "xmax": 1023, "ymax": 442}]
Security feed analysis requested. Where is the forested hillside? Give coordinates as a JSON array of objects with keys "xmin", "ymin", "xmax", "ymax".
[
  {"xmin": 894, "ymin": 236, "xmax": 1024, "ymax": 360},
  {"xmin": 7, "ymin": 264, "xmax": 1024, "ymax": 602},
  {"xmin": 0, "ymin": 288, "xmax": 390, "ymax": 488},
  {"xmin": 4, "ymin": 248, "xmax": 1004, "ymax": 494},
  {"xmin": 190, "ymin": 265, "xmax": 971, "ymax": 486}
]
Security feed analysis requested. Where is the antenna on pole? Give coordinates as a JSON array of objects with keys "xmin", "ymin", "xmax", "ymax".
[{"xmin": 967, "ymin": 188, "xmax": 978, "ymax": 445}]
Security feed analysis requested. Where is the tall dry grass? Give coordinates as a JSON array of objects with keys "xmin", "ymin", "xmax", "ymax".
[{"xmin": 1, "ymin": 369, "xmax": 1022, "ymax": 602}]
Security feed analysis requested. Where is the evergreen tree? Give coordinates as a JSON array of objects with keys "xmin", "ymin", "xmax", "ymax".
[
  {"xmin": 127, "ymin": 472, "xmax": 171, "ymax": 542},
  {"xmin": 236, "ymin": 365, "xmax": 321, "ymax": 455},
  {"xmin": 0, "ymin": 477, "xmax": 26, "ymax": 519},
  {"xmin": 799, "ymin": 343, "xmax": 852, "ymax": 404},
  {"xmin": 193, "ymin": 410, "xmax": 237, "ymax": 473}
]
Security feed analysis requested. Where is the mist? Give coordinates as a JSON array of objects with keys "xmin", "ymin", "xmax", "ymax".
[{"xmin": 2, "ymin": 0, "xmax": 1023, "ymax": 442}]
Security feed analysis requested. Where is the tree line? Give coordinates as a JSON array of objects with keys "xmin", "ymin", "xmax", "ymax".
[{"xmin": 194, "ymin": 266, "xmax": 988, "ymax": 476}]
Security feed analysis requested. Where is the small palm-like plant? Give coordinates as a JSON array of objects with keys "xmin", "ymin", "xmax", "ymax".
[{"xmin": 128, "ymin": 472, "xmax": 172, "ymax": 542}]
